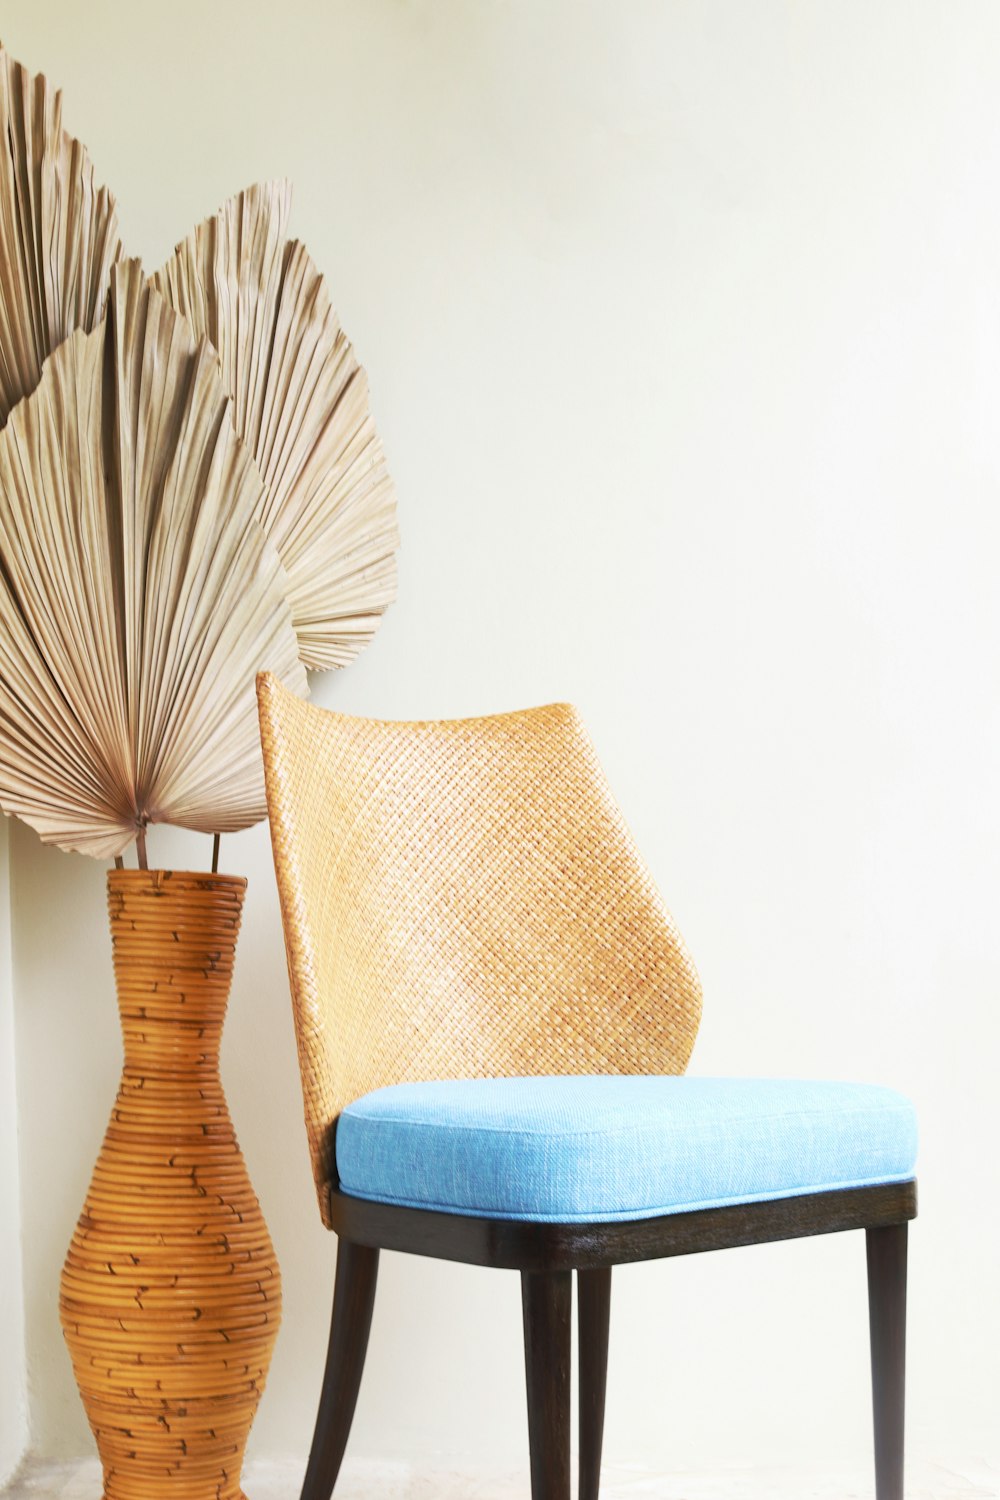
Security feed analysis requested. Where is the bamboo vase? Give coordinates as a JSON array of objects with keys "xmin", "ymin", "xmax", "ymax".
[{"xmin": 60, "ymin": 870, "xmax": 282, "ymax": 1500}]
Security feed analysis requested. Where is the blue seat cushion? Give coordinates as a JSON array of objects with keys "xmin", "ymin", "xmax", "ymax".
[{"xmin": 335, "ymin": 1076, "xmax": 917, "ymax": 1223}]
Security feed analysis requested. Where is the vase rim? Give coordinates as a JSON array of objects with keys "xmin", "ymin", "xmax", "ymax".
[{"xmin": 107, "ymin": 867, "xmax": 248, "ymax": 893}]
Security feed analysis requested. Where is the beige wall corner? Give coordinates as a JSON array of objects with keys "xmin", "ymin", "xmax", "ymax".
[{"xmin": 0, "ymin": 819, "xmax": 27, "ymax": 1485}]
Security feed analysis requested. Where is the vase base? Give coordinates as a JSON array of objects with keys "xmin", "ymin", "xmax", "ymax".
[{"xmin": 96, "ymin": 1490, "xmax": 251, "ymax": 1500}]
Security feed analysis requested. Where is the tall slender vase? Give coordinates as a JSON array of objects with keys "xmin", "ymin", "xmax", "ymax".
[{"xmin": 60, "ymin": 870, "xmax": 282, "ymax": 1500}]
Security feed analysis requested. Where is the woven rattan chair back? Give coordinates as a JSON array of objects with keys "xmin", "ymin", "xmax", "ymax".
[{"xmin": 257, "ymin": 673, "xmax": 703, "ymax": 1225}]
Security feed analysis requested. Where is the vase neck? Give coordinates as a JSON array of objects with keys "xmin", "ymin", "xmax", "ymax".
[{"xmin": 108, "ymin": 869, "xmax": 247, "ymax": 1079}]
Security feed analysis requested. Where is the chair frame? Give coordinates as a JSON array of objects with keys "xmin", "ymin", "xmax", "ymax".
[{"xmin": 300, "ymin": 1178, "xmax": 916, "ymax": 1500}]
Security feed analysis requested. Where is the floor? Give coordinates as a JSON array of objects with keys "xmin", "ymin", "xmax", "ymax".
[{"xmin": 3, "ymin": 1455, "xmax": 998, "ymax": 1500}]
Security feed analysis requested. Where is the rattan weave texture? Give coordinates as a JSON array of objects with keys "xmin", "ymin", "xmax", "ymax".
[
  {"xmin": 59, "ymin": 871, "xmax": 281, "ymax": 1500},
  {"xmin": 257, "ymin": 673, "xmax": 703, "ymax": 1227}
]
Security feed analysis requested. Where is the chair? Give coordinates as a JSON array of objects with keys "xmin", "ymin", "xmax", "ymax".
[{"xmin": 256, "ymin": 673, "xmax": 917, "ymax": 1500}]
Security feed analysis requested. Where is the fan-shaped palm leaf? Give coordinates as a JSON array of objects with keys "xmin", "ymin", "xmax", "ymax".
[
  {"xmin": 0, "ymin": 43, "xmax": 121, "ymax": 429},
  {"xmin": 152, "ymin": 181, "xmax": 398, "ymax": 671},
  {"xmin": 0, "ymin": 260, "xmax": 307, "ymax": 858}
]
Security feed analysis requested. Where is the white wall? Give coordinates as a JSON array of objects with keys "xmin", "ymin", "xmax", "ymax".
[
  {"xmin": 4, "ymin": 0, "xmax": 999, "ymax": 1478},
  {"xmin": 0, "ymin": 822, "xmax": 27, "ymax": 1485}
]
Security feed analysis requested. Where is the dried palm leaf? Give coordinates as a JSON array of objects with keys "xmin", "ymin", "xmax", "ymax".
[
  {"xmin": 152, "ymin": 181, "xmax": 398, "ymax": 671},
  {"xmin": 0, "ymin": 43, "xmax": 121, "ymax": 429},
  {"xmin": 0, "ymin": 260, "xmax": 307, "ymax": 859}
]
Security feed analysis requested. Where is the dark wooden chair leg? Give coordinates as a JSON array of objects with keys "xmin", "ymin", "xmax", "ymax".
[
  {"xmin": 521, "ymin": 1269, "xmax": 573, "ymax": 1500},
  {"xmin": 867, "ymin": 1222, "xmax": 907, "ymax": 1500},
  {"xmin": 577, "ymin": 1267, "xmax": 611, "ymax": 1500},
  {"xmin": 300, "ymin": 1237, "xmax": 380, "ymax": 1500}
]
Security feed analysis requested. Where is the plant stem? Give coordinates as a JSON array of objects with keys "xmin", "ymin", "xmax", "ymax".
[{"xmin": 136, "ymin": 826, "xmax": 148, "ymax": 870}]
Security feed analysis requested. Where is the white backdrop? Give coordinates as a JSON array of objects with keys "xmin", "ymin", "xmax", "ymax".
[{"xmin": 4, "ymin": 0, "xmax": 999, "ymax": 1480}]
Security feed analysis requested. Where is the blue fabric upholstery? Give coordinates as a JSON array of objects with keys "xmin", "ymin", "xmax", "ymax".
[{"xmin": 336, "ymin": 1076, "xmax": 917, "ymax": 1223}]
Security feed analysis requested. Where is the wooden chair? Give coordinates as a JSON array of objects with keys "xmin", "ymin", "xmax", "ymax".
[{"xmin": 256, "ymin": 673, "xmax": 917, "ymax": 1500}]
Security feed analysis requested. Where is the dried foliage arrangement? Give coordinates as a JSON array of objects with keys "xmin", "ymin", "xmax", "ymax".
[
  {"xmin": 0, "ymin": 42, "xmax": 399, "ymax": 1500},
  {"xmin": 0, "ymin": 47, "xmax": 398, "ymax": 867}
]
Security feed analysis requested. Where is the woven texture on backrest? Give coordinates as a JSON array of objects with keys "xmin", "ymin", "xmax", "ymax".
[{"xmin": 257, "ymin": 673, "xmax": 703, "ymax": 1226}]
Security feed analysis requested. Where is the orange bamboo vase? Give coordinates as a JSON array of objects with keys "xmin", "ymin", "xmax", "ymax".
[{"xmin": 60, "ymin": 870, "xmax": 282, "ymax": 1500}]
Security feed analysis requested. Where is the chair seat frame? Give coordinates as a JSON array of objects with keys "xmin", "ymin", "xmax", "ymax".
[{"xmin": 301, "ymin": 1179, "xmax": 916, "ymax": 1500}]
